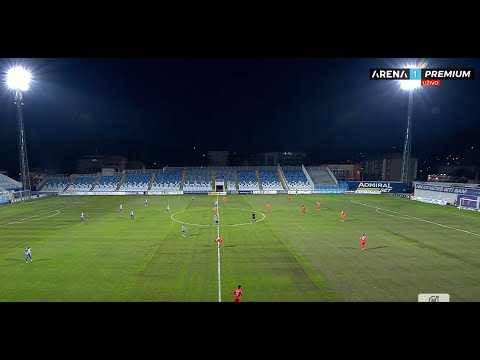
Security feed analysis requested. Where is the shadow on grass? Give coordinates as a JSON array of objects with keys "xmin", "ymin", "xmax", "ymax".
[
  {"xmin": 367, "ymin": 246, "xmax": 389, "ymax": 250},
  {"xmin": 337, "ymin": 246, "xmax": 388, "ymax": 251},
  {"xmin": 2, "ymin": 258, "xmax": 53, "ymax": 262}
]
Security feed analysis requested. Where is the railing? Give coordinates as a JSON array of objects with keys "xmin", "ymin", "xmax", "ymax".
[{"xmin": 325, "ymin": 166, "xmax": 339, "ymax": 186}]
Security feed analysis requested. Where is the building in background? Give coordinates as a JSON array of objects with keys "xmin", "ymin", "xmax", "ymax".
[
  {"xmin": 126, "ymin": 160, "xmax": 145, "ymax": 170},
  {"xmin": 77, "ymin": 155, "xmax": 128, "ymax": 173},
  {"xmin": 103, "ymin": 155, "xmax": 127, "ymax": 172},
  {"xmin": 325, "ymin": 164, "xmax": 361, "ymax": 181},
  {"xmin": 363, "ymin": 153, "xmax": 417, "ymax": 183},
  {"xmin": 256, "ymin": 151, "xmax": 307, "ymax": 166},
  {"xmin": 76, "ymin": 154, "xmax": 104, "ymax": 173},
  {"xmin": 30, "ymin": 168, "xmax": 48, "ymax": 190},
  {"xmin": 207, "ymin": 151, "xmax": 229, "ymax": 166}
]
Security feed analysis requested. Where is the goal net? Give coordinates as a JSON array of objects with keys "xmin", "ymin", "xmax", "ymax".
[{"xmin": 458, "ymin": 196, "xmax": 480, "ymax": 212}]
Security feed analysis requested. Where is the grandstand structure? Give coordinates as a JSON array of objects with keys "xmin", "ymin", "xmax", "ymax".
[{"xmin": 36, "ymin": 165, "xmax": 348, "ymax": 195}]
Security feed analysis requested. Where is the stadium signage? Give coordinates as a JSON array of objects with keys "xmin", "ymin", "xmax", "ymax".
[
  {"xmin": 358, "ymin": 182, "xmax": 393, "ymax": 191},
  {"xmin": 347, "ymin": 181, "xmax": 406, "ymax": 193},
  {"xmin": 390, "ymin": 193, "xmax": 411, "ymax": 199},
  {"xmin": 412, "ymin": 196, "xmax": 447, "ymax": 206},
  {"xmin": 415, "ymin": 183, "xmax": 480, "ymax": 196}
]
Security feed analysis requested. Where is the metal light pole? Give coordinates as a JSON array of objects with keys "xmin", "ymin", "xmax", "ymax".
[
  {"xmin": 399, "ymin": 68, "xmax": 421, "ymax": 187},
  {"xmin": 401, "ymin": 90, "xmax": 414, "ymax": 185},
  {"xmin": 7, "ymin": 66, "xmax": 32, "ymax": 193},
  {"xmin": 15, "ymin": 90, "xmax": 31, "ymax": 192}
]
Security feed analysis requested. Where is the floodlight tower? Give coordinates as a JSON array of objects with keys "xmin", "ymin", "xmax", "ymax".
[
  {"xmin": 399, "ymin": 72, "xmax": 421, "ymax": 186},
  {"xmin": 6, "ymin": 66, "xmax": 32, "ymax": 193}
]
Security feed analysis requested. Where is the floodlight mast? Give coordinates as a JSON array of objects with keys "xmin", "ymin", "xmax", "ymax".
[
  {"xmin": 7, "ymin": 66, "xmax": 32, "ymax": 193},
  {"xmin": 399, "ymin": 70, "xmax": 421, "ymax": 187},
  {"xmin": 14, "ymin": 89, "xmax": 31, "ymax": 192},
  {"xmin": 401, "ymin": 90, "xmax": 414, "ymax": 186}
]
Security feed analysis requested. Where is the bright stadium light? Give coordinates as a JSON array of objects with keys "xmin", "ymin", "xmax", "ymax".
[
  {"xmin": 398, "ymin": 63, "xmax": 424, "ymax": 186},
  {"xmin": 6, "ymin": 66, "xmax": 32, "ymax": 91},
  {"xmin": 5, "ymin": 65, "xmax": 33, "ymax": 194}
]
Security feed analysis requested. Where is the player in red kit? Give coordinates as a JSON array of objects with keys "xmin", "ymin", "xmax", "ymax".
[
  {"xmin": 223, "ymin": 196, "xmax": 227, "ymax": 204},
  {"xmin": 287, "ymin": 196, "xmax": 290, "ymax": 203},
  {"xmin": 317, "ymin": 201, "xmax": 320, "ymax": 210},
  {"xmin": 233, "ymin": 284, "xmax": 243, "ymax": 302},
  {"xmin": 267, "ymin": 203, "xmax": 271, "ymax": 212},
  {"xmin": 341, "ymin": 210, "xmax": 345, "ymax": 222},
  {"xmin": 302, "ymin": 205, "xmax": 306, "ymax": 215},
  {"xmin": 215, "ymin": 237, "xmax": 223, "ymax": 247},
  {"xmin": 360, "ymin": 233, "xmax": 367, "ymax": 251}
]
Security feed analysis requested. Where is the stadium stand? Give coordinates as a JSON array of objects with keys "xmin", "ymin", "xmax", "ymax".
[
  {"xmin": 0, "ymin": 173, "xmax": 22, "ymax": 191},
  {"xmin": 68, "ymin": 175, "xmax": 97, "ymax": 191},
  {"xmin": 39, "ymin": 176, "xmax": 71, "ymax": 192},
  {"xmin": 94, "ymin": 175, "xmax": 122, "ymax": 191},
  {"xmin": 215, "ymin": 169, "xmax": 237, "ymax": 191},
  {"xmin": 33, "ymin": 165, "xmax": 345, "ymax": 195},
  {"xmin": 151, "ymin": 169, "xmax": 183, "ymax": 192},
  {"xmin": 258, "ymin": 169, "xmax": 284, "ymax": 191},
  {"xmin": 283, "ymin": 168, "xmax": 312, "ymax": 190},
  {"xmin": 306, "ymin": 166, "xmax": 337, "ymax": 186},
  {"xmin": 237, "ymin": 169, "xmax": 260, "ymax": 191},
  {"xmin": 119, "ymin": 171, "xmax": 153, "ymax": 191},
  {"xmin": 183, "ymin": 168, "xmax": 212, "ymax": 193}
]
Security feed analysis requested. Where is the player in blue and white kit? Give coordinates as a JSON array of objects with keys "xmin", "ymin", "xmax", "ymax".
[
  {"xmin": 25, "ymin": 246, "xmax": 32, "ymax": 263},
  {"xmin": 80, "ymin": 212, "xmax": 84, "ymax": 223},
  {"xmin": 182, "ymin": 224, "xmax": 186, "ymax": 237},
  {"xmin": 215, "ymin": 214, "xmax": 219, "ymax": 226},
  {"xmin": 145, "ymin": 198, "xmax": 148, "ymax": 207},
  {"xmin": 166, "ymin": 204, "xmax": 170, "ymax": 213},
  {"xmin": 120, "ymin": 204, "xmax": 123, "ymax": 214},
  {"xmin": 130, "ymin": 209, "xmax": 134, "ymax": 220}
]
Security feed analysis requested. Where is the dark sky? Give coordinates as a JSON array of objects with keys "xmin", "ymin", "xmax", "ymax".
[{"xmin": 0, "ymin": 58, "xmax": 479, "ymax": 174}]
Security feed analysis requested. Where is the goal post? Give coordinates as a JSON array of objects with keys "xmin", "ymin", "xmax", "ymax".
[{"xmin": 458, "ymin": 196, "xmax": 480, "ymax": 212}]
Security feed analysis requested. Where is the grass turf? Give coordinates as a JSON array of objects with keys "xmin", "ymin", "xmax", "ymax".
[{"xmin": 0, "ymin": 194, "xmax": 479, "ymax": 302}]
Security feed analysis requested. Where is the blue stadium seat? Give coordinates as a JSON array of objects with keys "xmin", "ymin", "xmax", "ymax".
[{"xmin": 151, "ymin": 170, "xmax": 182, "ymax": 191}]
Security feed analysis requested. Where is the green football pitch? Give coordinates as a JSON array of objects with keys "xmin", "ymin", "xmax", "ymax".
[{"xmin": 0, "ymin": 194, "xmax": 479, "ymax": 302}]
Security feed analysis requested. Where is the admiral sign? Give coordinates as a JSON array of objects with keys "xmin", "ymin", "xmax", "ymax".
[{"xmin": 346, "ymin": 181, "xmax": 406, "ymax": 193}]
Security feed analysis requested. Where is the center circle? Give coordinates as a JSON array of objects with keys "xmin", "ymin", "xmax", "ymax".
[{"xmin": 171, "ymin": 207, "xmax": 266, "ymax": 227}]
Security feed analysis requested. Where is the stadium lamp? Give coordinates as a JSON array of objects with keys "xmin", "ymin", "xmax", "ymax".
[
  {"xmin": 398, "ymin": 64, "xmax": 423, "ymax": 186},
  {"xmin": 5, "ymin": 65, "xmax": 33, "ymax": 194},
  {"xmin": 6, "ymin": 66, "xmax": 32, "ymax": 91}
]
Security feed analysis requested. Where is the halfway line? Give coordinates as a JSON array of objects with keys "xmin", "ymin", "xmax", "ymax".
[{"xmin": 217, "ymin": 195, "xmax": 221, "ymax": 302}]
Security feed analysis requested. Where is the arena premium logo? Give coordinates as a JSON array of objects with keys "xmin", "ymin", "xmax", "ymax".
[{"xmin": 357, "ymin": 182, "xmax": 393, "ymax": 192}]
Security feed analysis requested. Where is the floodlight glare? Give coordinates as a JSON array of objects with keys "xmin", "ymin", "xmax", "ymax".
[
  {"xmin": 6, "ymin": 66, "xmax": 32, "ymax": 91},
  {"xmin": 399, "ymin": 79, "xmax": 421, "ymax": 91},
  {"xmin": 399, "ymin": 64, "xmax": 422, "ymax": 91}
]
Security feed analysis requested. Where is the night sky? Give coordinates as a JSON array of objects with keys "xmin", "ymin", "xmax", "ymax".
[{"xmin": 0, "ymin": 58, "xmax": 479, "ymax": 174}]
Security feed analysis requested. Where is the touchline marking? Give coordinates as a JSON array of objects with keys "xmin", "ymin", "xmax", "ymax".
[
  {"xmin": 217, "ymin": 195, "xmax": 221, "ymax": 303},
  {"xmin": 375, "ymin": 208, "xmax": 412, "ymax": 220},
  {"xmin": 0, "ymin": 201, "xmax": 85, "ymax": 228},
  {"xmin": 352, "ymin": 200, "xmax": 480, "ymax": 237}
]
